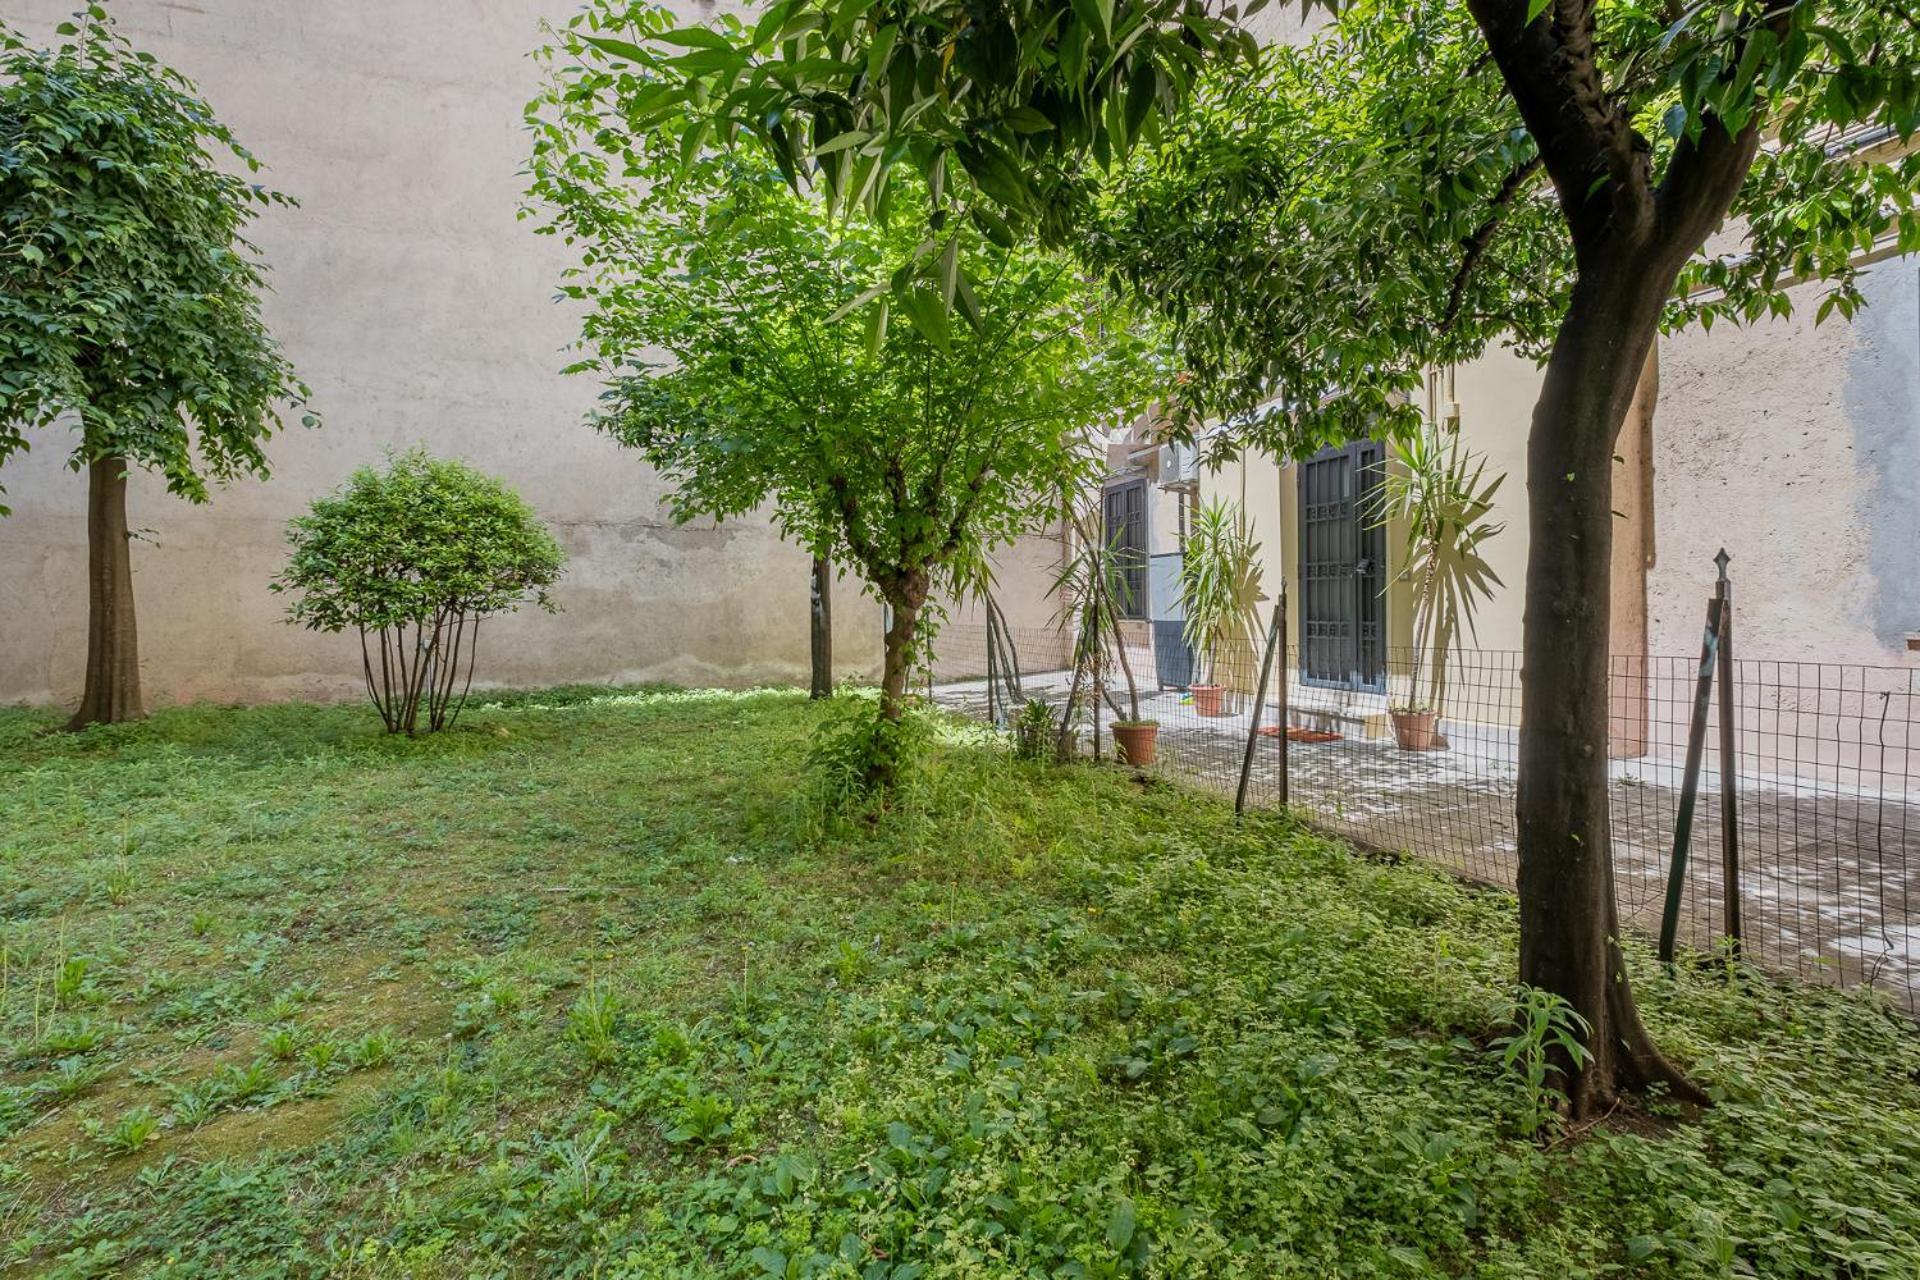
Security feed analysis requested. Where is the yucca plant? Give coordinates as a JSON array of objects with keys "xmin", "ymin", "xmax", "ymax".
[
  {"xmin": 1373, "ymin": 426, "xmax": 1505, "ymax": 719},
  {"xmin": 1051, "ymin": 507, "xmax": 1152, "ymax": 762},
  {"xmin": 1178, "ymin": 500, "xmax": 1262, "ymax": 702}
]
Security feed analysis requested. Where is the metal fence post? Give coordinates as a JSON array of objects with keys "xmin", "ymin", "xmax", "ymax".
[
  {"xmin": 1277, "ymin": 582, "xmax": 1289, "ymax": 810},
  {"xmin": 1713, "ymin": 549, "xmax": 1743, "ymax": 952},
  {"xmin": 1236, "ymin": 596, "xmax": 1286, "ymax": 818},
  {"xmin": 1660, "ymin": 574, "xmax": 1725, "ymax": 965},
  {"xmin": 985, "ymin": 608, "xmax": 999, "ymax": 729}
]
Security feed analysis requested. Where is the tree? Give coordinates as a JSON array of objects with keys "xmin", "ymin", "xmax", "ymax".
[
  {"xmin": 523, "ymin": 90, "xmax": 1159, "ymax": 768},
  {"xmin": 0, "ymin": 10, "xmax": 313, "ymax": 729},
  {"xmin": 562, "ymin": 0, "xmax": 1916, "ymax": 1112},
  {"xmin": 1093, "ymin": 0, "xmax": 1917, "ymax": 1113},
  {"xmin": 274, "ymin": 451, "xmax": 566, "ymax": 736}
]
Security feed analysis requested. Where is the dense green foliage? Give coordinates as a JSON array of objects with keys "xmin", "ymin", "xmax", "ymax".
[
  {"xmin": 578, "ymin": 0, "xmax": 1920, "ymax": 436},
  {"xmin": 523, "ymin": 94, "xmax": 1158, "ymax": 582},
  {"xmin": 0, "ymin": 6, "xmax": 311, "ymax": 514},
  {"xmin": 2, "ymin": 692, "xmax": 1919, "ymax": 1276},
  {"xmin": 535, "ymin": 0, "xmax": 1257, "ymax": 249},
  {"xmin": 1092, "ymin": 0, "xmax": 1920, "ymax": 445},
  {"xmin": 276, "ymin": 452, "xmax": 565, "ymax": 637},
  {"xmin": 273, "ymin": 451, "xmax": 565, "ymax": 733},
  {"xmin": 522, "ymin": 146, "xmax": 1142, "ymax": 607}
]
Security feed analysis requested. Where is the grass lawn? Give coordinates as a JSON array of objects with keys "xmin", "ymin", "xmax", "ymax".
[{"xmin": 1, "ymin": 688, "xmax": 1918, "ymax": 1278}]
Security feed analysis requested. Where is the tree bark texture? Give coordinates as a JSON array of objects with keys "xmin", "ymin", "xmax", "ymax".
[
  {"xmin": 67, "ymin": 455, "xmax": 144, "ymax": 730},
  {"xmin": 1464, "ymin": 0, "xmax": 1773, "ymax": 1116},
  {"xmin": 1516, "ymin": 266, "xmax": 1705, "ymax": 1114},
  {"xmin": 878, "ymin": 572, "xmax": 928, "ymax": 725}
]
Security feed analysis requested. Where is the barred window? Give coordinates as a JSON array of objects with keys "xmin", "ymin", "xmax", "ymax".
[{"xmin": 1102, "ymin": 479, "xmax": 1148, "ymax": 619}]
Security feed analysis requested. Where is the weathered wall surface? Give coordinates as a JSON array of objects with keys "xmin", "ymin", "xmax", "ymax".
[
  {"xmin": 1651, "ymin": 256, "xmax": 1920, "ymax": 667},
  {"xmin": 1, "ymin": 0, "xmax": 895, "ymax": 710}
]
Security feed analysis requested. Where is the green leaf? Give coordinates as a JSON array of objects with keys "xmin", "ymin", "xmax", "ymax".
[
  {"xmin": 1004, "ymin": 105, "xmax": 1056, "ymax": 133},
  {"xmin": 953, "ymin": 269, "xmax": 984, "ymax": 332},
  {"xmin": 899, "ymin": 285, "xmax": 951, "ymax": 348},
  {"xmin": 1070, "ymin": 0, "xmax": 1114, "ymax": 45},
  {"xmin": 813, "ymin": 129, "xmax": 872, "ymax": 155},
  {"xmin": 582, "ymin": 34, "xmax": 652, "ymax": 64},
  {"xmin": 938, "ymin": 235, "xmax": 960, "ymax": 306},
  {"xmin": 656, "ymin": 25, "xmax": 734, "ymax": 51},
  {"xmin": 1106, "ymin": 1198, "xmax": 1136, "ymax": 1250},
  {"xmin": 867, "ymin": 24, "xmax": 899, "ymax": 83}
]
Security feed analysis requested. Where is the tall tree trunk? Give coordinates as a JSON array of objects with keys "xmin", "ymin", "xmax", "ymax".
[
  {"xmin": 878, "ymin": 573, "xmax": 928, "ymax": 725},
  {"xmin": 1517, "ymin": 264, "xmax": 1705, "ymax": 1116},
  {"xmin": 67, "ymin": 455, "xmax": 144, "ymax": 730},
  {"xmin": 810, "ymin": 555, "xmax": 833, "ymax": 700},
  {"xmin": 864, "ymin": 573, "xmax": 930, "ymax": 792}
]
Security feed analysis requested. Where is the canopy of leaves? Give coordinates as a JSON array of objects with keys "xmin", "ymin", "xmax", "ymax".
[
  {"xmin": 0, "ymin": 8, "xmax": 312, "ymax": 514},
  {"xmin": 537, "ymin": 0, "xmax": 1265, "ymax": 252},
  {"xmin": 1088, "ymin": 0, "xmax": 1920, "ymax": 456},
  {"xmin": 525, "ymin": 67, "xmax": 1165, "ymax": 610},
  {"xmin": 274, "ymin": 451, "xmax": 566, "ymax": 634}
]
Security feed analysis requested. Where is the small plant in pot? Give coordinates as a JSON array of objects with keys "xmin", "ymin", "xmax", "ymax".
[
  {"xmin": 1373, "ymin": 424, "xmax": 1505, "ymax": 751},
  {"xmin": 1179, "ymin": 499, "xmax": 1262, "ymax": 718},
  {"xmin": 1053, "ymin": 509, "xmax": 1156, "ymax": 766}
]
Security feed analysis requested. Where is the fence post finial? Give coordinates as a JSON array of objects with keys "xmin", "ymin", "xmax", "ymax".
[{"xmin": 1715, "ymin": 547, "xmax": 1731, "ymax": 584}]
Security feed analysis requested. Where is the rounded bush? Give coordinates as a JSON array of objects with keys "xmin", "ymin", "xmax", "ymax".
[{"xmin": 274, "ymin": 450, "xmax": 565, "ymax": 733}]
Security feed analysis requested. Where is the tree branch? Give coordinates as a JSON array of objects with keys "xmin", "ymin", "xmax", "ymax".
[
  {"xmin": 1463, "ymin": 0, "xmax": 1654, "ymax": 253},
  {"xmin": 1443, "ymin": 153, "xmax": 1545, "ymax": 331}
]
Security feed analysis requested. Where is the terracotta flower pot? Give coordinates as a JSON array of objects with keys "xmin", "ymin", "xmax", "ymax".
[
  {"xmin": 1390, "ymin": 709, "xmax": 1442, "ymax": 751},
  {"xmin": 1191, "ymin": 684, "xmax": 1226, "ymax": 718},
  {"xmin": 1111, "ymin": 720, "xmax": 1159, "ymax": 766}
]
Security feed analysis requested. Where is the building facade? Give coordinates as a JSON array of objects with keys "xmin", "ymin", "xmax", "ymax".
[{"xmin": 1095, "ymin": 253, "xmax": 1917, "ymax": 738}]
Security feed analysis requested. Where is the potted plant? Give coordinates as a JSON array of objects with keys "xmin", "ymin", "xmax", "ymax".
[
  {"xmin": 1372, "ymin": 424, "xmax": 1505, "ymax": 750},
  {"xmin": 1053, "ymin": 508, "xmax": 1157, "ymax": 765},
  {"xmin": 1179, "ymin": 499, "xmax": 1262, "ymax": 718}
]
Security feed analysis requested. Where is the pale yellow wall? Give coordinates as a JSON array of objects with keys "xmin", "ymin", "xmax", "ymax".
[
  {"xmin": 1443, "ymin": 353, "xmax": 1542, "ymax": 656},
  {"xmin": 1186, "ymin": 343, "xmax": 1667, "ymax": 729}
]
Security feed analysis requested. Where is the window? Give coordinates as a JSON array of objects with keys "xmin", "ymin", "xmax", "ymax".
[{"xmin": 1102, "ymin": 479, "xmax": 1149, "ymax": 619}]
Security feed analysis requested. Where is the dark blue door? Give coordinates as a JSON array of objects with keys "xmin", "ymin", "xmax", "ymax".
[{"xmin": 1298, "ymin": 442, "xmax": 1386, "ymax": 692}]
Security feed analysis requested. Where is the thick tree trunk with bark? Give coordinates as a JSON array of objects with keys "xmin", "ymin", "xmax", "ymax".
[
  {"xmin": 878, "ymin": 578, "xmax": 927, "ymax": 726},
  {"xmin": 810, "ymin": 555, "xmax": 833, "ymax": 700},
  {"xmin": 1462, "ymin": 0, "xmax": 1774, "ymax": 1119},
  {"xmin": 67, "ymin": 455, "xmax": 144, "ymax": 730},
  {"xmin": 1517, "ymin": 264, "xmax": 1707, "ymax": 1116}
]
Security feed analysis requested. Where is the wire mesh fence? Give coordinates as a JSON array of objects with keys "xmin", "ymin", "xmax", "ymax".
[{"xmin": 924, "ymin": 619, "xmax": 1920, "ymax": 1014}]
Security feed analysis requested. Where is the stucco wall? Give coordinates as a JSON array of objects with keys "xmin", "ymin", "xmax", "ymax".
[
  {"xmin": 1651, "ymin": 255, "xmax": 1920, "ymax": 667},
  {"xmin": 0, "ymin": 0, "xmax": 899, "ymax": 710}
]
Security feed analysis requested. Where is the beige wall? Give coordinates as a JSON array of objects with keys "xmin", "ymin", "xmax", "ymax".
[
  {"xmin": 1194, "ymin": 246, "xmax": 1919, "ymax": 696},
  {"xmin": 0, "ymin": 0, "xmax": 899, "ymax": 710},
  {"xmin": 1652, "ymin": 255, "xmax": 1920, "ymax": 667},
  {"xmin": 1191, "ymin": 342, "xmax": 1659, "ymax": 726}
]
